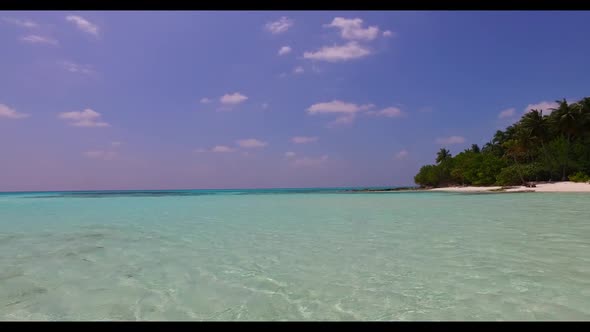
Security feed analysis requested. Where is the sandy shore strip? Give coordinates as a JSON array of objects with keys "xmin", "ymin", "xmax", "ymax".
[{"xmin": 429, "ymin": 181, "xmax": 590, "ymax": 193}]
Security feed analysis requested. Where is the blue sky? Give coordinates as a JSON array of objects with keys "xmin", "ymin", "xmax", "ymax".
[{"xmin": 1, "ymin": 11, "xmax": 589, "ymax": 191}]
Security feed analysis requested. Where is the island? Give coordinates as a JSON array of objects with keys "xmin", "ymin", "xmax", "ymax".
[{"xmin": 411, "ymin": 97, "xmax": 590, "ymax": 192}]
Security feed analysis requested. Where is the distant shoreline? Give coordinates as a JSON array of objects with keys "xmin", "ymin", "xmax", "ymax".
[
  {"xmin": 351, "ymin": 181, "xmax": 590, "ymax": 193},
  {"xmin": 429, "ymin": 181, "xmax": 590, "ymax": 193},
  {"xmin": 345, "ymin": 186, "xmax": 423, "ymax": 193}
]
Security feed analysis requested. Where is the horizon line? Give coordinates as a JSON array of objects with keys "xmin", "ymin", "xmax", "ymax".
[{"xmin": 0, "ymin": 184, "xmax": 415, "ymax": 194}]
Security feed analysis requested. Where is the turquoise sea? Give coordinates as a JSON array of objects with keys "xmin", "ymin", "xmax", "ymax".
[{"xmin": 1, "ymin": 188, "xmax": 589, "ymax": 320}]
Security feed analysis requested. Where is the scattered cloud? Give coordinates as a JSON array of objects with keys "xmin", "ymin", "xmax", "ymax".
[
  {"xmin": 0, "ymin": 103, "xmax": 29, "ymax": 119},
  {"xmin": 278, "ymin": 46, "xmax": 292, "ymax": 55},
  {"xmin": 435, "ymin": 136, "xmax": 465, "ymax": 145},
  {"xmin": 307, "ymin": 100, "xmax": 373, "ymax": 115},
  {"xmin": 200, "ymin": 97, "xmax": 211, "ymax": 104},
  {"xmin": 111, "ymin": 141, "xmax": 122, "ymax": 147},
  {"xmin": 304, "ymin": 18, "xmax": 387, "ymax": 63},
  {"xmin": 2, "ymin": 17, "xmax": 38, "ymax": 28},
  {"xmin": 66, "ymin": 15, "xmax": 99, "ymax": 36},
  {"xmin": 395, "ymin": 149, "xmax": 408, "ymax": 160},
  {"xmin": 262, "ymin": 102, "xmax": 269, "ymax": 110},
  {"xmin": 211, "ymin": 145, "xmax": 236, "ymax": 153},
  {"xmin": 279, "ymin": 73, "xmax": 287, "ymax": 78},
  {"xmin": 367, "ymin": 107, "xmax": 404, "ymax": 118},
  {"xmin": 325, "ymin": 17, "xmax": 379, "ymax": 41},
  {"xmin": 265, "ymin": 17, "xmax": 294, "ymax": 34},
  {"xmin": 58, "ymin": 109, "xmax": 110, "ymax": 127},
  {"xmin": 236, "ymin": 138, "xmax": 268, "ymax": 148},
  {"xmin": 84, "ymin": 150, "xmax": 116, "ymax": 160},
  {"xmin": 59, "ymin": 61, "xmax": 94, "ymax": 75},
  {"xmin": 220, "ymin": 92, "xmax": 248, "ymax": 105},
  {"xmin": 328, "ymin": 114, "xmax": 356, "ymax": 128},
  {"xmin": 303, "ymin": 41, "xmax": 371, "ymax": 62},
  {"xmin": 291, "ymin": 136, "xmax": 318, "ymax": 144},
  {"xmin": 418, "ymin": 107, "xmax": 433, "ymax": 113},
  {"xmin": 524, "ymin": 101, "xmax": 558, "ymax": 115},
  {"xmin": 498, "ymin": 108, "xmax": 516, "ymax": 119},
  {"xmin": 285, "ymin": 151, "xmax": 296, "ymax": 158},
  {"xmin": 292, "ymin": 155, "xmax": 328, "ymax": 167},
  {"xmin": 196, "ymin": 145, "xmax": 243, "ymax": 153},
  {"xmin": 308, "ymin": 100, "xmax": 374, "ymax": 127},
  {"xmin": 21, "ymin": 34, "xmax": 58, "ymax": 46},
  {"xmin": 293, "ymin": 66, "xmax": 304, "ymax": 74}
]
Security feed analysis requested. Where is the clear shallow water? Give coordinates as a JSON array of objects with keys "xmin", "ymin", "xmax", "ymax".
[{"xmin": 1, "ymin": 189, "xmax": 589, "ymax": 321}]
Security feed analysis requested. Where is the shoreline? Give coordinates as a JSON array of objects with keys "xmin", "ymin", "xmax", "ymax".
[
  {"xmin": 352, "ymin": 181, "xmax": 590, "ymax": 193},
  {"xmin": 428, "ymin": 181, "xmax": 590, "ymax": 193}
]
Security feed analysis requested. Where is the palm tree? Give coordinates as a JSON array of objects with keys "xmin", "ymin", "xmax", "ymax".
[
  {"xmin": 521, "ymin": 109, "xmax": 550, "ymax": 169},
  {"xmin": 521, "ymin": 109, "xmax": 548, "ymax": 143},
  {"xmin": 492, "ymin": 130, "xmax": 506, "ymax": 145},
  {"xmin": 436, "ymin": 148, "xmax": 451, "ymax": 164},
  {"xmin": 471, "ymin": 144, "xmax": 480, "ymax": 153},
  {"xmin": 550, "ymin": 99, "xmax": 579, "ymax": 140},
  {"xmin": 574, "ymin": 97, "xmax": 590, "ymax": 135},
  {"xmin": 578, "ymin": 97, "xmax": 590, "ymax": 114},
  {"xmin": 549, "ymin": 99, "xmax": 579, "ymax": 179}
]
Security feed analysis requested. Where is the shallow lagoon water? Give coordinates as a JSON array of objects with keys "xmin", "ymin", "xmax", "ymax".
[{"xmin": 1, "ymin": 189, "xmax": 589, "ymax": 320}]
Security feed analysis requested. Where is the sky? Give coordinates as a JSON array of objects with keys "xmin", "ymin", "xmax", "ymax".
[{"xmin": 1, "ymin": 11, "xmax": 590, "ymax": 191}]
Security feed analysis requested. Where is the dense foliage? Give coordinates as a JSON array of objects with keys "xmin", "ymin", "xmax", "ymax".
[{"xmin": 414, "ymin": 98, "xmax": 590, "ymax": 187}]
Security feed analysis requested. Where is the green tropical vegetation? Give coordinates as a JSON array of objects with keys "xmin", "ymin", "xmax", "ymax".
[{"xmin": 414, "ymin": 97, "xmax": 590, "ymax": 187}]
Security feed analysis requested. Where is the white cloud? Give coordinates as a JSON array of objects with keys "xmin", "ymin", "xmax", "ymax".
[
  {"xmin": 524, "ymin": 101, "xmax": 558, "ymax": 115},
  {"xmin": 60, "ymin": 61, "xmax": 94, "ymax": 75},
  {"xmin": 66, "ymin": 15, "xmax": 99, "ymax": 36},
  {"xmin": 58, "ymin": 109, "xmax": 110, "ymax": 127},
  {"xmin": 265, "ymin": 17, "xmax": 294, "ymax": 34},
  {"xmin": 303, "ymin": 41, "xmax": 371, "ymax": 62},
  {"xmin": 200, "ymin": 97, "xmax": 211, "ymax": 104},
  {"xmin": 0, "ymin": 103, "xmax": 29, "ymax": 119},
  {"xmin": 285, "ymin": 151, "xmax": 296, "ymax": 158},
  {"xmin": 21, "ymin": 34, "xmax": 58, "ymax": 46},
  {"xmin": 293, "ymin": 66, "xmax": 304, "ymax": 74},
  {"xmin": 278, "ymin": 46, "xmax": 292, "ymax": 55},
  {"xmin": 211, "ymin": 145, "xmax": 236, "ymax": 153},
  {"xmin": 367, "ymin": 107, "xmax": 404, "ymax": 118},
  {"xmin": 326, "ymin": 17, "xmax": 379, "ymax": 41},
  {"xmin": 308, "ymin": 100, "xmax": 374, "ymax": 127},
  {"xmin": 236, "ymin": 138, "xmax": 268, "ymax": 148},
  {"xmin": 111, "ymin": 141, "xmax": 121, "ymax": 147},
  {"xmin": 291, "ymin": 136, "xmax": 318, "ymax": 144},
  {"xmin": 3, "ymin": 17, "xmax": 38, "ymax": 28},
  {"xmin": 307, "ymin": 100, "xmax": 373, "ymax": 114},
  {"xmin": 383, "ymin": 30, "xmax": 393, "ymax": 37},
  {"xmin": 279, "ymin": 73, "xmax": 287, "ymax": 78},
  {"xmin": 84, "ymin": 150, "xmax": 116, "ymax": 160},
  {"xmin": 395, "ymin": 149, "xmax": 408, "ymax": 160},
  {"xmin": 328, "ymin": 114, "xmax": 356, "ymax": 127},
  {"xmin": 196, "ymin": 144, "xmax": 248, "ymax": 153},
  {"xmin": 220, "ymin": 92, "xmax": 248, "ymax": 105},
  {"xmin": 435, "ymin": 136, "xmax": 465, "ymax": 145},
  {"xmin": 293, "ymin": 155, "xmax": 328, "ymax": 167},
  {"xmin": 498, "ymin": 108, "xmax": 515, "ymax": 119},
  {"xmin": 262, "ymin": 103, "xmax": 269, "ymax": 110}
]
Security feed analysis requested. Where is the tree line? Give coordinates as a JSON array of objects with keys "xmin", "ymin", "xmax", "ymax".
[{"xmin": 414, "ymin": 98, "xmax": 590, "ymax": 187}]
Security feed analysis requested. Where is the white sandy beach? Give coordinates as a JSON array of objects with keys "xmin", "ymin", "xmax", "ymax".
[{"xmin": 429, "ymin": 181, "xmax": 590, "ymax": 193}]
